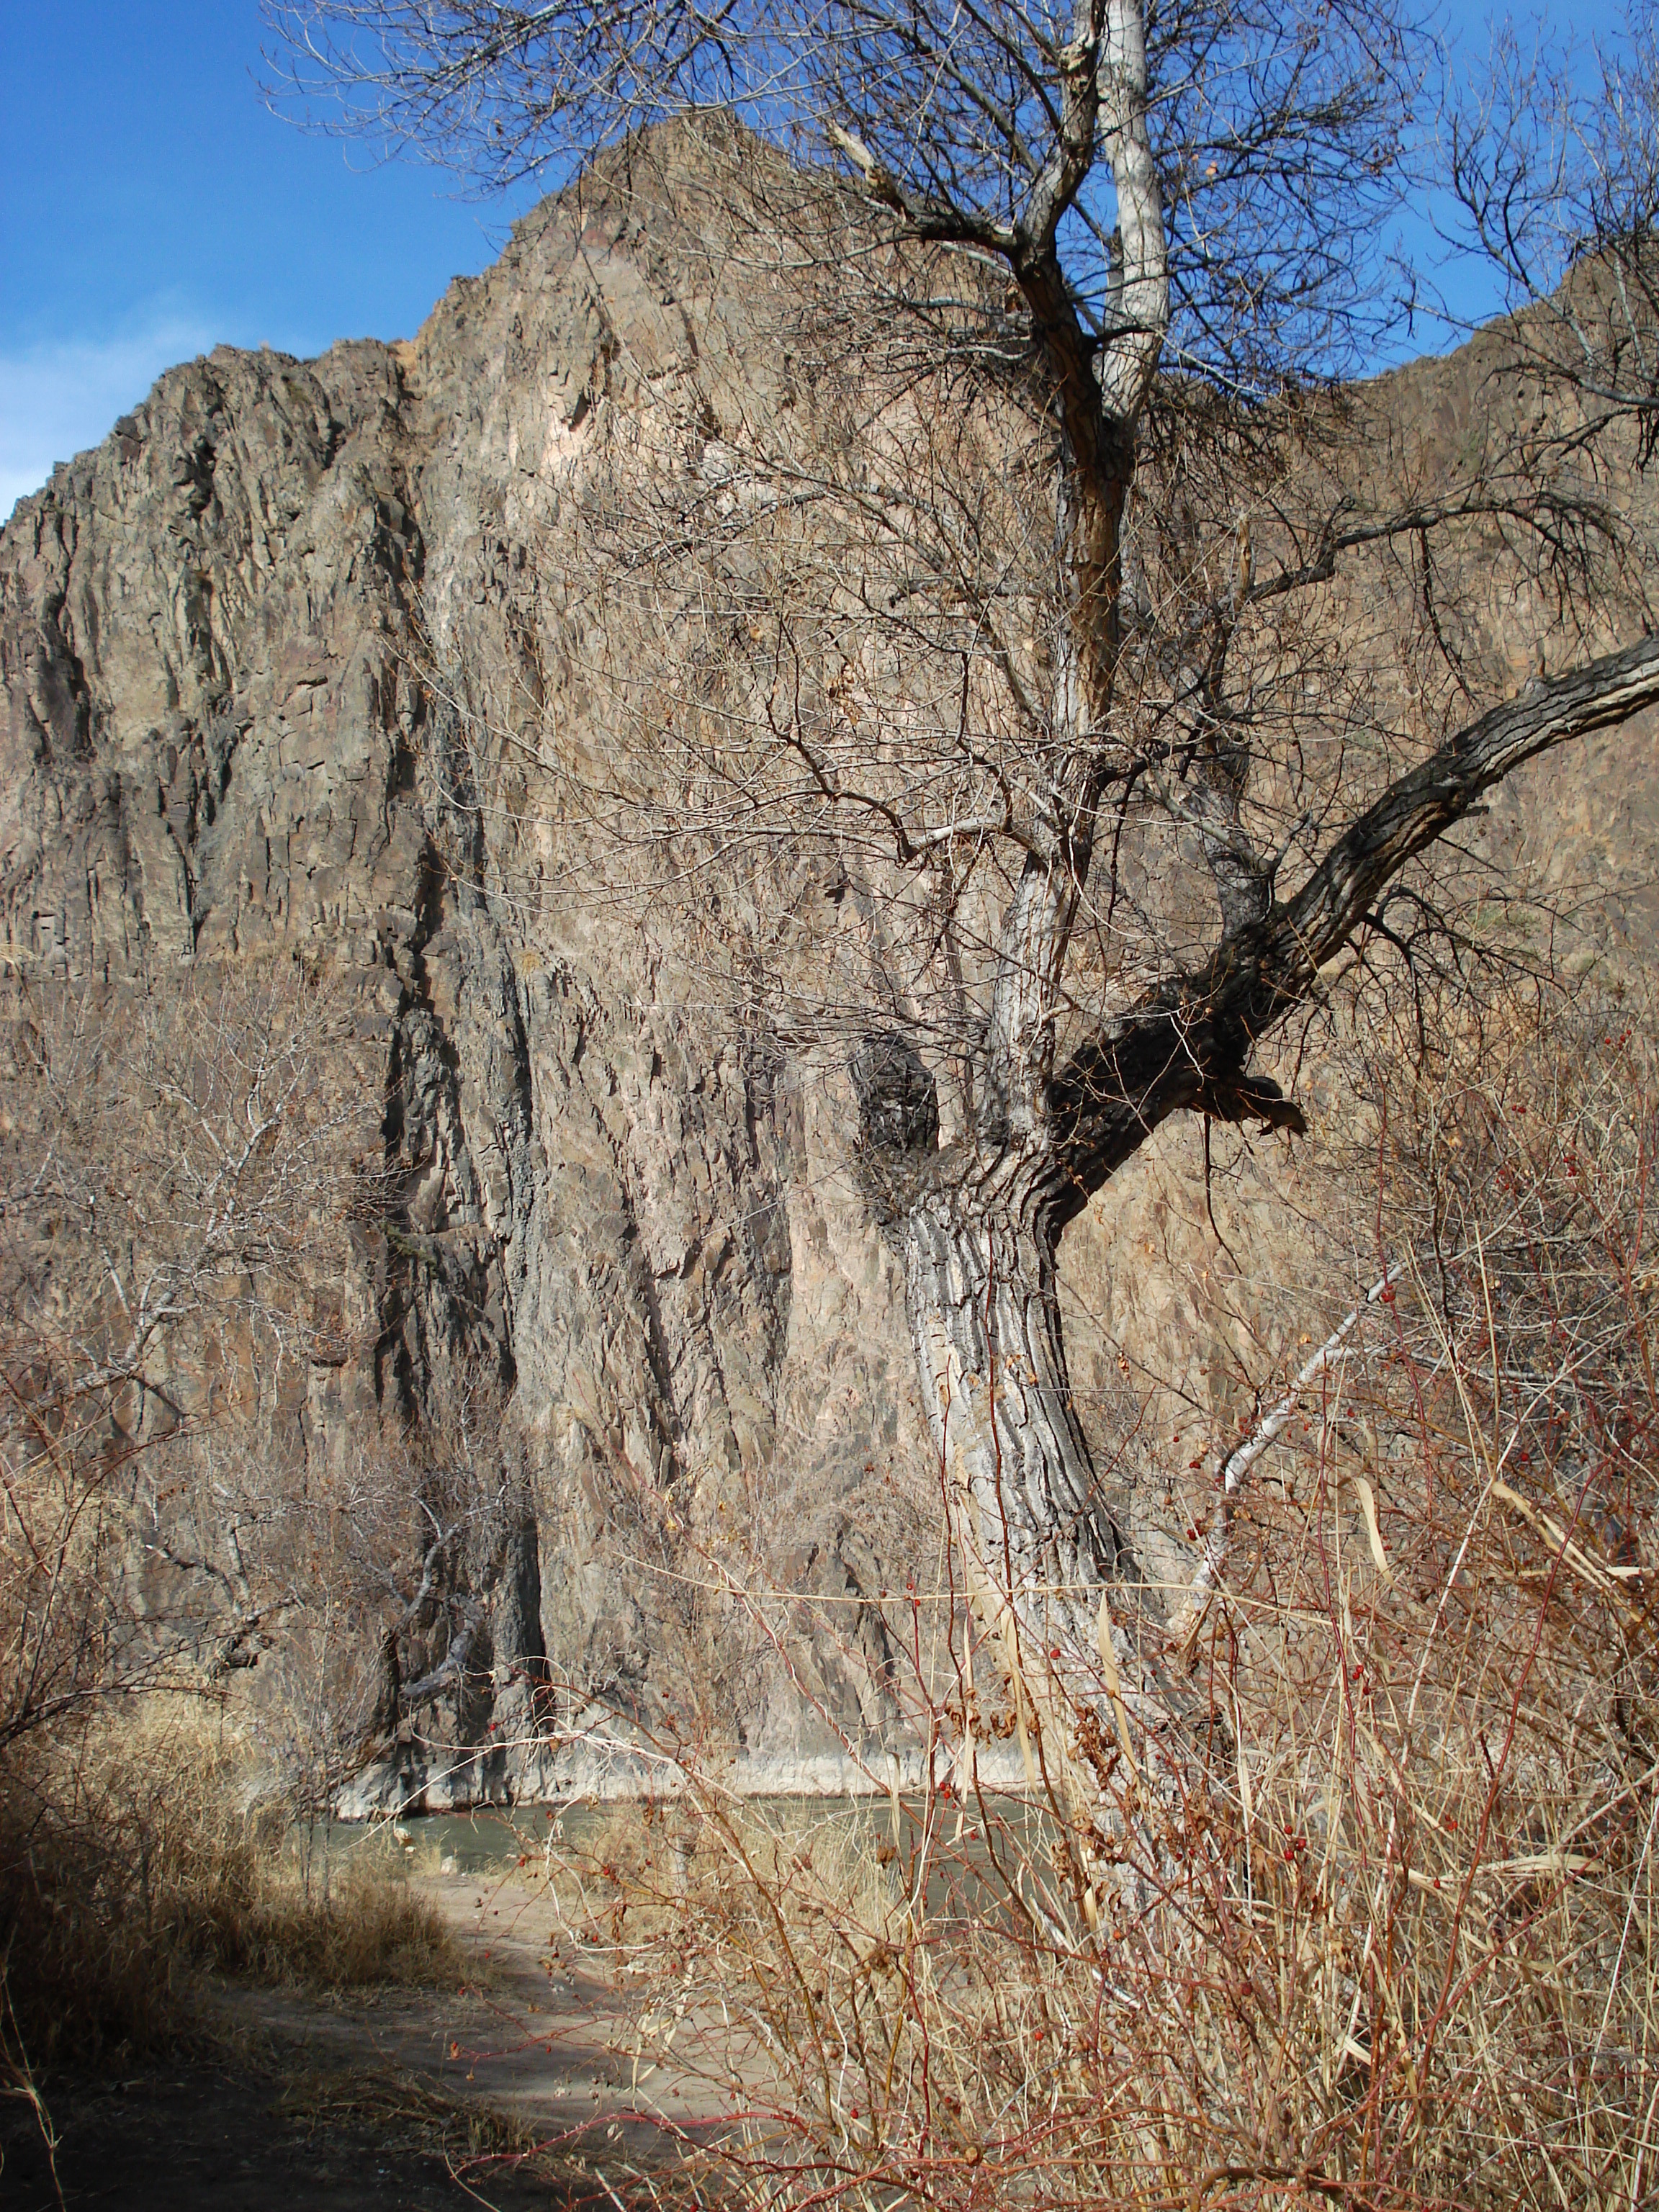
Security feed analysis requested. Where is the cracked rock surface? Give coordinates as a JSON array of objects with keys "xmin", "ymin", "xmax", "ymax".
[
  {"xmin": 0, "ymin": 126, "xmax": 940, "ymax": 1807},
  {"xmin": 5, "ymin": 120, "xmax": 1656, "ymax": 1809}
]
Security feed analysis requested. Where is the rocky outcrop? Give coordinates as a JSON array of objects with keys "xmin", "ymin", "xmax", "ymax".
[
  {"xmin": 0, "ymin": 125, "xmax": 949, "ymax": 1807},
  {"xmin": 4, "ymin": 120, "xmax": 1655, "ymax": 1809}
]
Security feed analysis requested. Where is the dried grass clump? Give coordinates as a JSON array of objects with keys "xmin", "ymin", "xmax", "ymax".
[{"xmin": 0, "ymin": 1701, "xmax": 457, "ymax": 2068}]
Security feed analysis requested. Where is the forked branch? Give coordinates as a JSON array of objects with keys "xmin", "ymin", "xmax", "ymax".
[{"xmin": 1051, "ymin": 633, "xmax": 1659, "ymax": 1215}]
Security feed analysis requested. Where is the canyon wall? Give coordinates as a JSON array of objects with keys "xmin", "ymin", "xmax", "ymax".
[{"xmin": 4, "ymin": 121, "xmax": 1654, "ymax": 1809}]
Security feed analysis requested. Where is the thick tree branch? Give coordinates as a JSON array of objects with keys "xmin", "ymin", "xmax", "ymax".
[
  {"xmin": 1051, "ymin": 634, "xmax": 1659, "ymax": 1218},
  {"xmin": 1269, "ymin": 634, "xmax": 1659, "ymax": 987},
  {"xmin": 979, "ymin": 4, "xmax": 1169, "ymax": 1137},
  {"xmin": 397, "ymin": 1596, "xmax": 485, "ymax": 1719},
  {"xmin": 1093, "ymin": 0, "xmax": 1168, "ymax": 423},
  {"xmin": 825, "ymin": 122, "xmax": 1019, "ymax": 255}
]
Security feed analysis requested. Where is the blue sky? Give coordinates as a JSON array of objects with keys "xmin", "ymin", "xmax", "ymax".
[
  {"xmin": 0, "ymin": 3, "xmax": 1641, "ymax": 518},
  {"xmin": 1, "ymin": 1, "xmax": 541, "ymax": 516}
]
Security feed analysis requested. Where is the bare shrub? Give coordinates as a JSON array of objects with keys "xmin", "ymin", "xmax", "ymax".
[
  {"xmin": 0, "ymin": 964, "xmax": 477, "ymax": 2116},
  {"xmin": 0, "ymin": 958, "xmax": 379, "ymax": 1751},
  {"xmin": 510, "ymin": 992, "xmax": 1658, "ymax": 2208}
]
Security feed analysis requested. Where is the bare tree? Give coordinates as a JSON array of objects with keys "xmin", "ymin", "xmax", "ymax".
[
  {"xmin": 0, "ymin": 961, "xmax": 375, "ymax": 1750},
  {"xmin": 266, "ymin": 1, "xmax": 1659, "ymax": 1845},
  {"xmin": 1447, "ymin": 4, "xmax": 1659, "ymax": 462}
]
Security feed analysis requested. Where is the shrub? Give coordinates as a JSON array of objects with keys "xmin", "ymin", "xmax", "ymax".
[
  {"xmin": 539, "ymin": 1003, "xmax": 1659, "ymax": 2210},
  {"xmin": 0, "ymin": 1701, "xmax": 456, "ymax": 2071}
]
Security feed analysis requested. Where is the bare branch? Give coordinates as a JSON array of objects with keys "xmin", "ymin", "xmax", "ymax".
[{"xmin": 1168, "ymin": 1263, "xmax": 1404, "ymax": 1649}]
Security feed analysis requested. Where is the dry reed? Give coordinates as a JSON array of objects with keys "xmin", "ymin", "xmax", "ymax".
[
  {"xmin": 529, "ymin": 1003, "xmax": 1658, "ymax": 2211},
  {"xmin": 0, "ymin": 1700, "xmax": 457, "ymax": 2072}
]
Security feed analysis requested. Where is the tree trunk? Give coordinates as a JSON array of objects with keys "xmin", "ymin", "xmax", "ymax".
[
  {"xmin": 853, "ymin": 1035, "xmax": 1205, "ymax": 1881},
  {"xmin": 894, "ymin": 1148, "xmax": 1210, "ymax": 1917},
  {"xmin": 902, "ymin": 1159, "xmax": 1132, "ymax": 1656},
  {"xmin": 869, "ymin": 1136, "xmax": 1156, "ymax": 1795}
]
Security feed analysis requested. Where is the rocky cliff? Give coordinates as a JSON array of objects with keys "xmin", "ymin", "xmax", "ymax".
[{"xmin": 4, "ymin": 120, "xmax": 1655, "ymax": 1811}]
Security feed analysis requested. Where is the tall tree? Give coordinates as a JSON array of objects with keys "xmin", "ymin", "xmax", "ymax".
[{"xmin": 267, "ymin": 0, "xmax": 1659, "ymax": 1838}]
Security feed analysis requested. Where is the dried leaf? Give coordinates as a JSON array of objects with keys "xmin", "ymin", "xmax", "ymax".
[
  {"xmin": 1354, "ymin": 1476, "xmax": 1391, "ymax": 1579},
  {"xmin": 1097, "ymin": 1591, "xmax": 1138, "ymax": 1776}
]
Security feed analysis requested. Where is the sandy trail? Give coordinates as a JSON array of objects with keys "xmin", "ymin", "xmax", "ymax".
[
  {"xmin": 3, "ymin": 1840, "xmax": 787, "ymax": 2203},
  {"xmin": 4, "ymin": 1860, "xmax": 758, "ymax": 2211},
  {"xmin": 211, "ymin": 1862, "xmax": 760, "ymax": 2166}
]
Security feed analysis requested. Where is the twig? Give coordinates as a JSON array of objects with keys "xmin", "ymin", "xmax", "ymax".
[{"xmin": 1169, "ymin": 1262, "xmax": 1403, "ymax": 1650}]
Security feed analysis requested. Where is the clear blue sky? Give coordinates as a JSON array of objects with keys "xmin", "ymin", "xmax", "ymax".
[
  {"xmin": 0, "ymin": 1, "xmax": 541, "ymax": 515},
  {"xmin": 0, "ymin": 3, "xmax": 1640, "ymax": 518}
]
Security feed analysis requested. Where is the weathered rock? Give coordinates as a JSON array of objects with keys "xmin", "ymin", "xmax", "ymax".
[
  {"xmin": 4, "ymin": 120, "xmax": 1655, "ymax": 1809},
  {"xmin": 0, "ymin": 127, "xmax": 943, "ymax": 1805}
]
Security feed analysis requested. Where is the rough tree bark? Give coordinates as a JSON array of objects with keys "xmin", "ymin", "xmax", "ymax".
[
  {"xmin": 832, "ymin": 2, "xmax": 1249, "ymax": 1828},
  {"xmin": 264, "ymin": 0, "xmax": 1659, "ymax": 1845},
  {"xmin": 823, "ymin": 4, "xmax": 1659, "ymax": 1838},
  {"xmin": 853, "ymin": 632, "xmax": 1659, "ymax": 1840}
]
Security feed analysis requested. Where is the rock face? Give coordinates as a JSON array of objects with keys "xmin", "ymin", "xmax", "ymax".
[
  {"xmin": 0, "ymin": 125, "xmax": 947, "ymax": 1807},
  {"xmin": 4, "ymin": 122, "xmax": 1655, "ymax": 1809}
]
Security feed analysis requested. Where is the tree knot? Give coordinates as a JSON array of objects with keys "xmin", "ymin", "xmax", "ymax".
[
  {"xmin": 1197, "ymin": 1071, "xmax": 1308, "ymax": 1136},
  {"xmin": 849, "ymin": 1030, "xmax": 940, "ymax": 1155}
]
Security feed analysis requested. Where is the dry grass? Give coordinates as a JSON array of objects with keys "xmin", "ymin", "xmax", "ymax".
[
  {"xmin": 0, "ymin": 1701, "xmax": 457, "ymax": 2071},
  {"xmin": 272, "ymin": 2061, "xmax": 560, "ymax": 2187},
  {"xmin": 529, "ymin": 1006, "xmax": 1659, "ymax": 2211},
  {"xmin": 6, "ymin": 994, "xmax": 1653, "ymax": 2211}
]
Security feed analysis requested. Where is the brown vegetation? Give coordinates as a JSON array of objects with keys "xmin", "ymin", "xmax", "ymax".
[
  {"xmin": 0, "ymin": 1704, "xmax": 457, "ymax": 2075},
  {"xmin": 0, "ymin": 960, "xmax": 377, "ymax": 1751},
  {"xmin": 516, "ymin": 986, "xmax": 1659, "ymax": 2209},
  {"xmin": 2, "ymin": 11, "xmax": 1655, "ymax": 2202},
  {"xmin": 0, "ymin": 967, "xmax": 466, "ymax": 2116}
]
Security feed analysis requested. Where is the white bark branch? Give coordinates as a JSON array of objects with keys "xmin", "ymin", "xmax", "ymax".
[
  {"xmin": 1168, "ymin": 1262, "xmax": 1404, "ymax": 1650},
  {"xmin": 1094, "ymin": 0, "xmax": 1169, "ymax": 421}
]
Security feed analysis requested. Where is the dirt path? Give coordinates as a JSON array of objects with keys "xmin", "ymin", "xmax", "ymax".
[
  {"xmin": 4, "ymin": 1866, "xmax": 745, "ymax": 2209},
  {"xmin": 0, "ymin": 2059, "xmax": 590, "ymax": 2212},
  {"xmin": 212, "ymin": 1867, "xmax": 747, "ymax": 2157}
]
